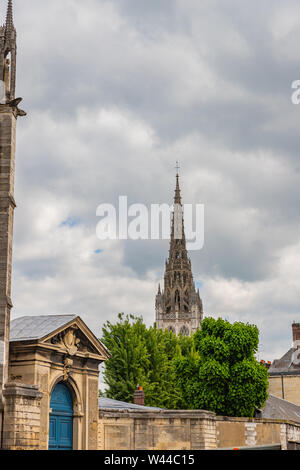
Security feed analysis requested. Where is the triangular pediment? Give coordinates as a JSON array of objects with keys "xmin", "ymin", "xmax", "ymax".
[{"xmin": 40, "ymin": 317, "xmax": 110, "ymax": 360}]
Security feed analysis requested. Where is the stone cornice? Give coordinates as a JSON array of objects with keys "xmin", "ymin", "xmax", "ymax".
[
  {"xmin": 99, "ymin": 409, "xmax": 216, "ymax": 420},
  {"xmin": 3, "ymin": 382, "xmax": 43, "ymax": 399}
]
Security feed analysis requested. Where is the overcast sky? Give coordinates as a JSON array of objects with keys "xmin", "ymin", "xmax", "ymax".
[{"xmin": 7, "ymin": 0, "xmax": 300, "ymax": 361}]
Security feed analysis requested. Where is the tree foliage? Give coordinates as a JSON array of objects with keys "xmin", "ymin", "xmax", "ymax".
[
  {"xmin": 174, "ymin": 317, "xmax": 268, "ymax": 417},
  {"xmin": 101, "ymin": 314, "xmax": 268, "ymax": 417},
  {"xmin": 101, "ymin": 313, "xmax": 185, "ymax": 408}
]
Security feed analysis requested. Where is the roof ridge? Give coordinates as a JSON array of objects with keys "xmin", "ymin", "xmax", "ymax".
[{"xmin": 11, "ymin": 314, "xmax": 77, "ymax": 320}]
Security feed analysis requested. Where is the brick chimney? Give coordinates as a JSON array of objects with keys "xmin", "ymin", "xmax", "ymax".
[
  {"xmin": 133, "ymin": 385, "xmax": 145, "ymax": 406},
  {"xmin": 292, "ymin": 323, "xmax": 300, "ymax": 349}
]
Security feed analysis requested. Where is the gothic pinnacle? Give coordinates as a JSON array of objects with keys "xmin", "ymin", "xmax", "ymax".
[
  {"xmin": 5, "ymin": 0, "xmax": 14, "ymax": 31},
  {"xmin": 174, "ymin": 173, "xmax": 182, "ymax": 205}
]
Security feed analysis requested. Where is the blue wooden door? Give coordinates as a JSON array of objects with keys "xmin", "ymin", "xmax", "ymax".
[{"xmin": 49, "ymin": 383, "xmax": 73, "ymax": 450}]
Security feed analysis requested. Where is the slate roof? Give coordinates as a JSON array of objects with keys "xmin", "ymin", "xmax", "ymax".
[
  {"xmin": 255, "ymin": 394, "xmax": 300, "ymax": 423},
  {"xmin": 99, "ymin": 397, "xmax": 162, "ymax": 411},
  {"xmin": 269, "ymin": 348, "xmax": 300, "ymax": 375},
  {"xmin": 10, "ymin": 315, "xmax": 77, "ymax": 342}
]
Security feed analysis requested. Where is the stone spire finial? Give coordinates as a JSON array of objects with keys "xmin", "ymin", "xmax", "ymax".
[
  {"xmin": 174, "ymin": 173, "xmax": 182, "ymax": 206},
  {"xmin": 174, "ymin": 161, "xmax": 182, "ymax": 205},
  {"xmin": 5, "ymin": 0, "xmax": 14, "ymax": 32}
]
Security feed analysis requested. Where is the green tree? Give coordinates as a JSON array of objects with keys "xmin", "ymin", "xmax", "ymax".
[
  {"xmin": 101, "ymin": 314, "xmax": 184, "ymax": 408},
  {"xmin": 143, "ymin": 326, "xmax": 183, "ymax": 408},
  {"xmin": 174, "ymin": 317, "xmax": 268, "ymax": 417},
  {"xmin": 101, "ymin": 313, "xmax": 149, "ymax": 403}
]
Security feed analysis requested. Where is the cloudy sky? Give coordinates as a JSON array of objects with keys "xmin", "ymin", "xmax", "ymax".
[{"xmin": 7, "ymin": 0, "xmax": 300, "ymax": 360}]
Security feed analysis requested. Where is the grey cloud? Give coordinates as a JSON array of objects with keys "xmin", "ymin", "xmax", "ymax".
[{"xmin": 6, "ymin": 0, "xmax": 300, "ymax": 360}]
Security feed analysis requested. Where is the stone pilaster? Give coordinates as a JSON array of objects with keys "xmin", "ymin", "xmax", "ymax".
[
  {"xmin": 190, "ymin": 411, "xmax": 217, "ymax": 450},
  {"xmin": 2, "ymin": 382, "xmax": 43, "ymax": 450},
  {"xmin": 280, "ymin": 424, "xmax": 288, "ymax": 451},
  {"xmin": 245, "ymin": 422, "xmax": 257, "ymax": 447}
]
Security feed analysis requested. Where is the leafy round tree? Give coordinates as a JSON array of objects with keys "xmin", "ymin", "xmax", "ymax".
[{"xmin": 174, "ymin": 317, "xmax": 268, "ymax": 417}]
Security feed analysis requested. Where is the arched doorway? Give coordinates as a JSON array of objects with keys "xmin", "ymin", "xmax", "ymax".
[{"xmin": 49, "ymin": 382, "xmax": 73, "ymax": 450}]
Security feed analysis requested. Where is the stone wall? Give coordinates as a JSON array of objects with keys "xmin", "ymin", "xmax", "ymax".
[
  {"xmin": 269, "ymin": 375, "xmax": 300, "ymax": 406},
  {"xmin": 1, "ymin": 382, "xmax": 43, "ymax": 450},
  {"xmin": 98, "ymin": 409, "xmax": 217, "ymax": 450},
  {"xmin": 216, "ymin": 416, "xmax": 300, "ymax": 449},
  {"xmin": 98, "ymin": 409, "xmax": 300, "ymax": 451}
]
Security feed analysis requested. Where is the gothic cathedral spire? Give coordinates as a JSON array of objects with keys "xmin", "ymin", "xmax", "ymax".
[{"xmin": 155, "ymin": 172, "xmax": 203, "ymax": 336}]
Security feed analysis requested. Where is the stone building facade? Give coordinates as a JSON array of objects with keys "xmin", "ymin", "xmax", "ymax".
[
  {"xmin": 2, "ymin": 315, "xmax": 109, "ymax": 450},
  {"xmin": 268, "ymin": 323, "xmax": 300, "ymax": 406},
  {"xmin": 155, "ymin": 174, "xmax": 203, "ymax": 336},
  {"xmin": 0, "ymin": 313, "xmax": 109, "ymax": 450}
]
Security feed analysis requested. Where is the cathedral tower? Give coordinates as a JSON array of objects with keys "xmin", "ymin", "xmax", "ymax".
[
  {"xmin": 155, "ymin": 171, "xmax": 203, "ymax": 335},
  {"xmin": 0, "ymin": 0, "xmax": 25, "ymax": 402}
]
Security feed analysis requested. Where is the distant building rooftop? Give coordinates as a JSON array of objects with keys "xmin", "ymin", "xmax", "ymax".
[{"xmin": 269, "ymin": 348, "xmax": 300, "ymax": 375}]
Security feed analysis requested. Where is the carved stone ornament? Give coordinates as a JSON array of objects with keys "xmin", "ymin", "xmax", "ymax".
[
  {"xmin": 63, "ymin": 357, "xmax": 73, "ymax": 381},
  {"xmin": 51, "ymin": 327, "xmax": 80, "ymax": 356}
]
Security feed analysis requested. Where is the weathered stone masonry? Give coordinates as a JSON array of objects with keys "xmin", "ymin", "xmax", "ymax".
[
  {"xmin": 2, "ymin": 382, "xmax": 43, "ymax": 450},
  {"xmin": 0, "ymin": 0, "xmax": 21, "ymax": 403},
  {"xmin": 0, "ymin": 106, "xmax": 17, "ymax": 400},
  {"xmin": 98, "ymin": 409, "xmax": 217, "ymax": 450},
  {"xmin": 98, "ymin": 409, "xmax": 300, "ymax": 450}
]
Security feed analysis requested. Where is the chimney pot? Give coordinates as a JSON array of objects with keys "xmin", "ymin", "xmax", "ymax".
[
  {"xmin": 292, "ymin": 323, "xmax": 300, "ymax": 349},
  {"xmin": 133, "ymin": 384, "xmax": 145, "ymax": 406}
]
